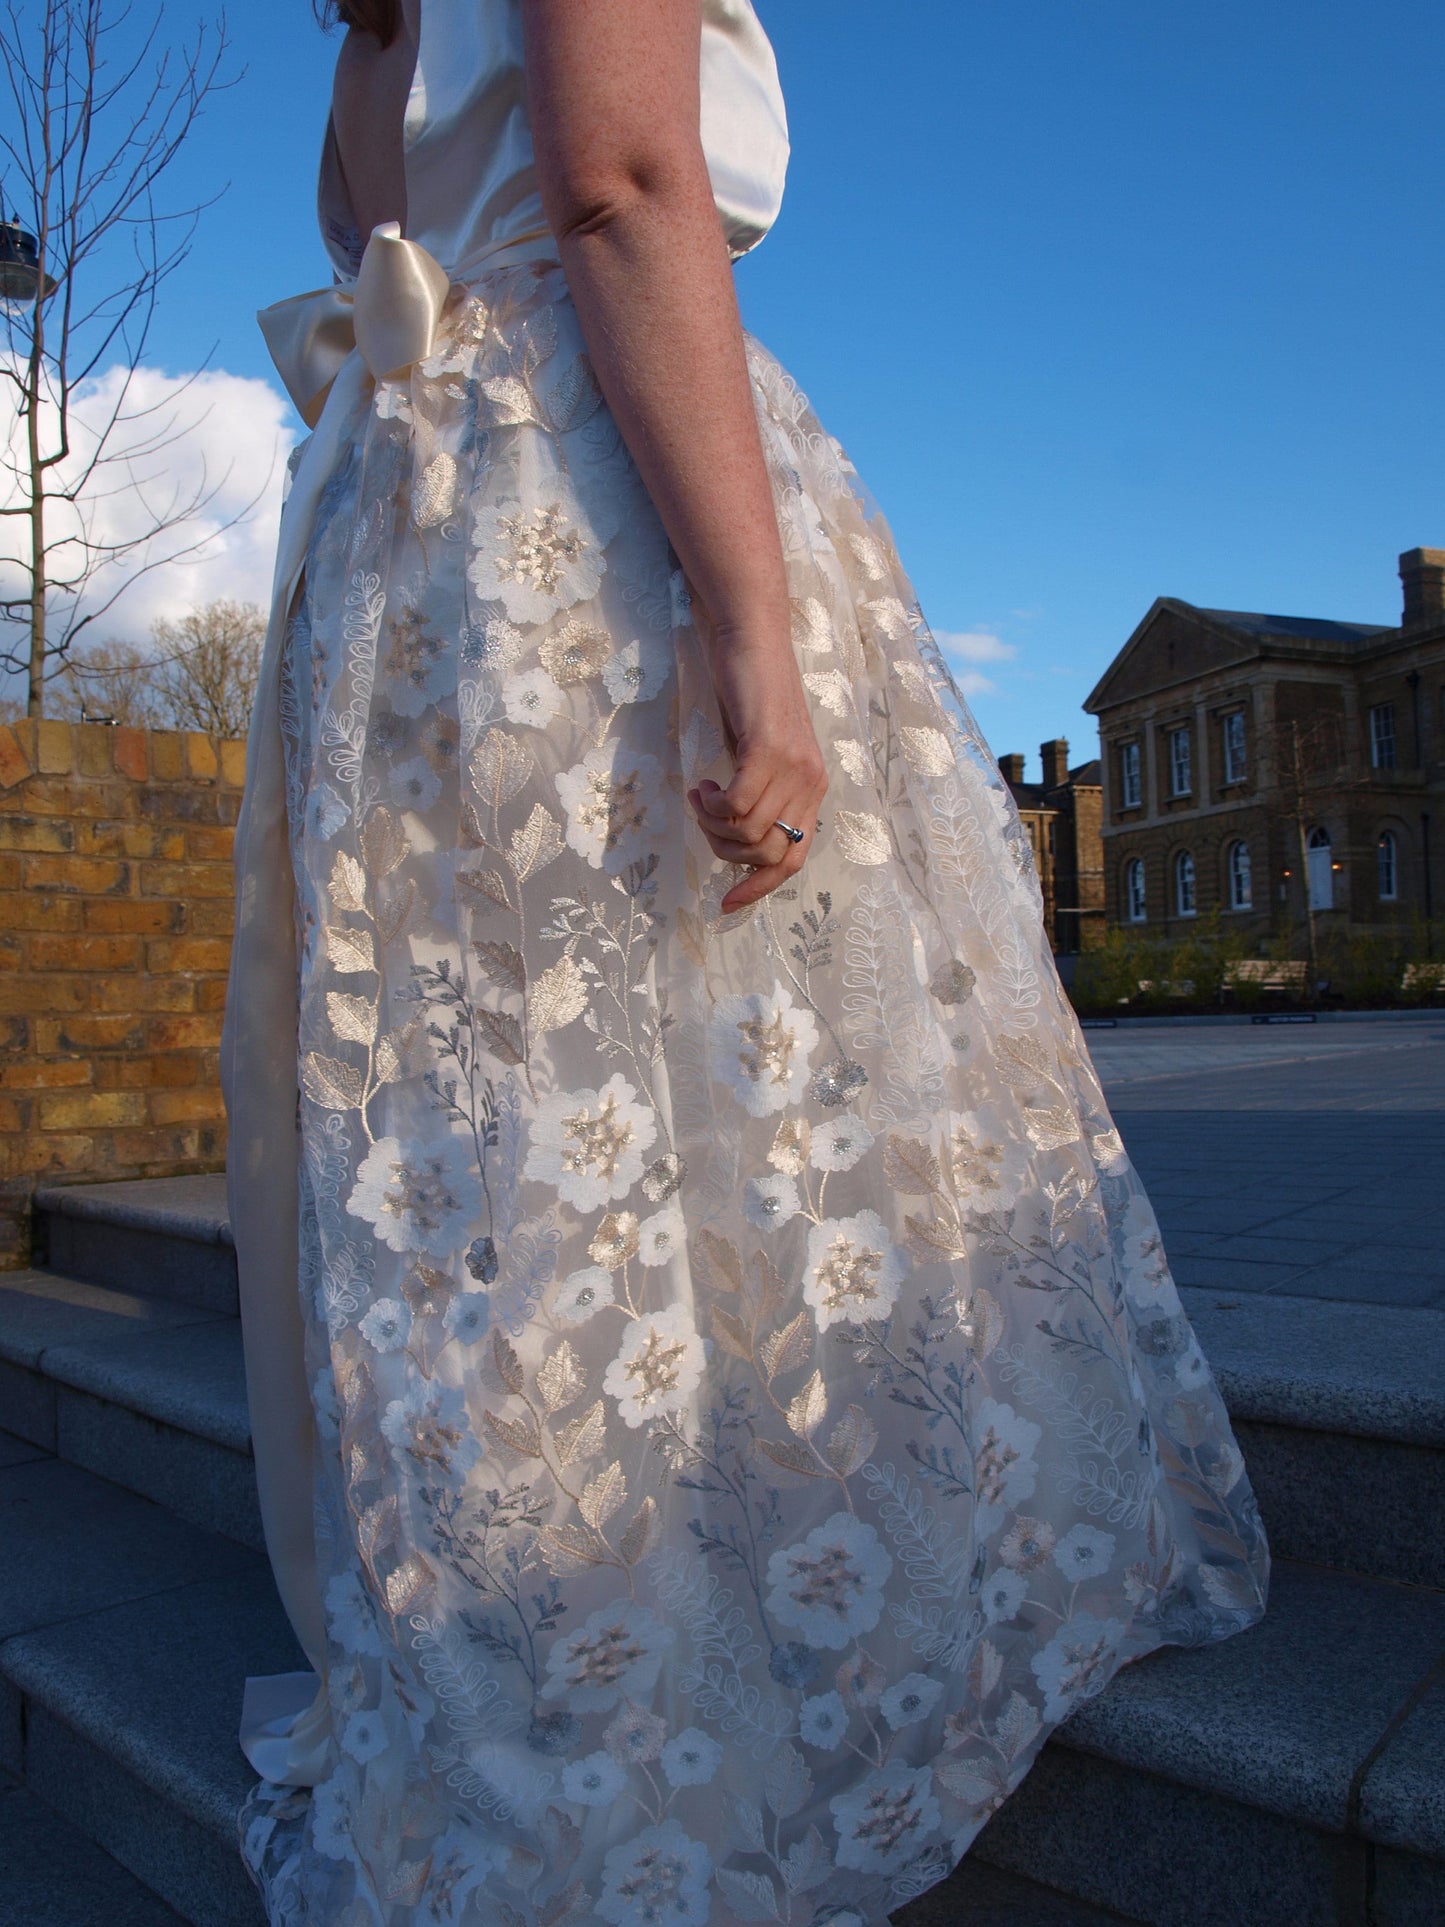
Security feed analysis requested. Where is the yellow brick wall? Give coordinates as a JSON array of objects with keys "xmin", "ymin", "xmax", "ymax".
[{"xmin": 0, "ymin": 717, "xmax": 247, "ymax": 1266}]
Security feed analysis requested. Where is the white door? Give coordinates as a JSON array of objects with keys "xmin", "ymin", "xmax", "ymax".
[{"xmin": 1306, "ymin": 829, "xmax": 1333, "ymax": 911}]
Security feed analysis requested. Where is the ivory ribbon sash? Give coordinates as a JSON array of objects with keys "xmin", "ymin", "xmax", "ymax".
[{"xmin": 223, "ymin": 218, "xmax": 557, "ymax": 1788}]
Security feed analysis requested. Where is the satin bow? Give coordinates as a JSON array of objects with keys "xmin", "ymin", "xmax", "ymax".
[{"xmin": 257, "ymin": 222, "xmax": 453, "ymax": 430}]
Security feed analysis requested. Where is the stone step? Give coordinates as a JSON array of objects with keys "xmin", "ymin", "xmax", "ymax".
[
  {"xmin": 0, "ymin": 1771, "xmax": 188, "ymax": 1925},
  {"xmin": 1180, "ymin": 1287, "xmax": 1445, "ymax": 1589},
  {"xmin": 33, "ymin": 1174, "xmax": 236, "ymax": 1316},
  {"xmin": 974, "ymin": 1559, "xmax": 1445, "ymax": 1927},
  {"xmin": 0, "ymin": 1267, "xmax": 259, "ymax": 1549}
]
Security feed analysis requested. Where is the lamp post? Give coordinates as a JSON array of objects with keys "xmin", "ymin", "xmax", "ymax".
[{"xmin": 0, "ymin": 215, "xmax": 59, "ymax": 307}]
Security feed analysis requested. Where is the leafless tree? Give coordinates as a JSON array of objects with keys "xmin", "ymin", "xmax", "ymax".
[
  {"xmin": 47, "ymin": 596, "xmax": 264, "ymax": 732},
  {"xmin": 0, "ymin": 0, "xmax": 263, "ymax": 716}
]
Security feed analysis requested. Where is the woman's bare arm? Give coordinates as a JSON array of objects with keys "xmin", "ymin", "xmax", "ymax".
[
  {"xmin": 331, "ymin": 8, "xmax": 417, "ymax": 238},
  {"xmin": 520, "ymin": 0, "xmax": 825, "ymax": 909}
]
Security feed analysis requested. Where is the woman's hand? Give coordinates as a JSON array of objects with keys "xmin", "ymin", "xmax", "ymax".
[{"xmin": 688, "ymin": 618, "xmax": 828, "ymax": 913}]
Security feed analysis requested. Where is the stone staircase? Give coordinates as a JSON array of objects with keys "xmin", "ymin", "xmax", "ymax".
[{"xmin": 0, "ymin": 1177, "xmax": 1441, "ymax": 1926}]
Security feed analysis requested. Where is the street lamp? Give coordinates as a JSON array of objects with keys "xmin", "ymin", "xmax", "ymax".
[{"xmin": 0, "ymin": 215, "xmax": 59, "ymax": 305}]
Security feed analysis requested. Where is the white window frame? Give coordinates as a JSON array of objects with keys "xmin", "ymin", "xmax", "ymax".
[
  {"xmin": 1228, "ymin": 840, "xmax": 1252, "ymax": 911},
  {"xmin": 1222, "ymin": 711, "xmax": 1247, "ymax": 784},
  {"xmin": 1124, "ymin": 857, "xmax": 1146, "ymax": 923},
  {"xmin": 1369, "ymin": 703, "xmax": 1397, "ymax": 770},
  {"xmin": 1168, "ymin": 725, "xmax": 1192, "ymax": 797},
  {"xmin": 1175, "ymin": 849, "xmax": 1196, "ymax": 917},
  {"xmin": 1119, "ymin": 740, "xmax": 1141, "ymax": 809},
  {"xmin": 1378, "ymin": 830, "xmax": 1398, "ymax": 901}
]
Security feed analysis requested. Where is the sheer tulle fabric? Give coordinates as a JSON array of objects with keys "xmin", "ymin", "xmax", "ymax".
[{"xmin": 237, "ymin": 259, "xmax": 1269, "ymax": 1925}]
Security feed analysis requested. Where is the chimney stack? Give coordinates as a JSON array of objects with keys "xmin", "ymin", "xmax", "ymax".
[
  {"xmin": 1399, "ymin": 548, "xmax": 1445, "ymax": 627},
  {"xmin": 998, "ymin": 753, "xmax": 1026, "ymax": 785},
  {"xmin": 1040, "ymin": 738, "xmax": 1070, "ymax": 790}
]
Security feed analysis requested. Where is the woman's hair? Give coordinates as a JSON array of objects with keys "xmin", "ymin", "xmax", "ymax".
[{"xmin": 315, "ymin": 0, "xmax": 402, "ymax": 48}]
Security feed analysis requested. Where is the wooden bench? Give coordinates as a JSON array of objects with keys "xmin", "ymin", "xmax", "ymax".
[
  {"xmin": 1402, "ymin": 962, "xmax": 1445, "ymax": 995},
  {"xmin": 1223, "ymin": 959, "xmax": 1309, "ymax": 994}
]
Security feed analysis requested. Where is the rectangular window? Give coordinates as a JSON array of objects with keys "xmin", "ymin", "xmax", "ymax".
[
  {"xmin": 1168, "ymin": 725, "xmax": 1192, "ymax": 797},
  {"xmin": 1370, "ymin": 703, "xmax": 1397, "ymax": 770},
  {"xmin": 1119, "ymin": 741, "xmax": 1141, "ymax": 809},
  {"xmin": 1222, "ymin": 711, "xmax": 1247, "ymax": 784}
]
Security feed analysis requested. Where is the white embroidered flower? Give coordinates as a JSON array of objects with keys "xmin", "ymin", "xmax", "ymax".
[
  {"xmin": 310, "ymin": 1773, "xmax": 357, "ymax": 1861},
  {"xmin": 390, "ymin": 754, "xmax": 442, "ymax": 813},
  {"xmin": 1053, "ymin": 1523, "xmax": 1117, "ymax": 1581},
  {"xmin": 973, "ymin": 1397, "xmax": 1043, "ymax": 1529},
  {"xmin": 803, "ymin": 1210, "xmax": 909, "ymax": 1332},
  {"xmin": 358, "ymin": 1297, "xmax": 412, "ymax": 1354},
  {"xmin": 501, "ymin": 666, "xmax": 562, "ymax": 729},
  {"xmin": 830, "ymin": 1762, "xmax": 942, "ymax": 1875},
  {"xmin": 539, "ymin": 617, "xmax": 610, "ymax": 684},
  {"xmin": 998, "ymin": 1515, "xmax": 1055, "ymax": 1571},
  {"xmin": 1173, "ymin": 1338, "xmax": 1210, "ymax": 1389},
  {"xmin": 553, "ymin": 1265, "xmax": 615, "ymax": 1325},
  {"xmin": 540, "ymin": 1601, "xmax": 674, "ymax": 1712},
  {"xmin": 809, "ymin": 1115, "xmax": 875, "ymax": 1172},
  {"xmin": 562, "ymin": 1750, "xmax": 627, "ymax": 1807},
  {"xmin": 598, "ymin": 1822, "xmax": 712, "ymax": 1927},
  {"xmin": 1030, "ymin": 1611, "xmax": 1128, "ymax": 1723},
  {"xmin": 798, "ymin": 1690, "xmax": 848, "ymax": 1750},
  {"xmin": 555, "ymin": 745, "xmax": 664, "ymax": 874},
  {"xmin": 524, "ymin": 1073, "xmax": 657, "ymax": 1213},
  {"xmin": 339, "ymin": 1706, "xmax": 388, "ymax": 1764},
  {"xmin": 879, "ymin": 1672, "xmax": 944, "ymax": 1731},
  {"xmin": 373, "ymin": 380, "xmax": 412, "ymax": 422},
  {"xmin": 307, "ymin": 783, "xmax": 349, "ymax": 841},
  {"xmin": 324, "ymin": 1569, "xmax": 385, "ymax": 1657},
  {"xmin": 981, "ymin": 1567, "xmax": 1030, "ymax": 1624},
  {"xmin": 603, "ymin": 1306, "xmax": 705, "ymax": 1428},
  {"xmin": 659, "ymin": 1728, "xmax": 722, "ymax": 1787},
  {"xmin": 443, "ymin": 1292, "xmax": 490, "ymax": 1344},
  {"xmin": 636, "ymin": 1205, "xmax": 686, "ymax": 1267},
  {"xmin": 743, "ymin": 1171, "xmax": 802, "ymax": 1233},
  {"xmin": 709, "ymin": 982, "xmax": 819, "ymax": 1117},
  {"xmin": 947, "ymin": 1111, "xmax": 1029, "ymax": 1211},
  {"xmin": 347, "ymin": 1136, "xmax": 482, "ymax": 1257},
  {"xmin": 1115, "ymin": 1194, "xmax": 1174, "ymax": 1312},
  {"xmin": 380, "ymin": 1380, "xmax": 482, "ymax": 1483},
  {"xmin": 602, "ymin": 635, "xmax": 672, "ymax": 706},
  {"xmin": 765, "ymin": 1511, "xmax": 892, "ymax": 1650},
  {"xmin": 469, "ymin": 494, "xmax": 607, "ymax": 625}
]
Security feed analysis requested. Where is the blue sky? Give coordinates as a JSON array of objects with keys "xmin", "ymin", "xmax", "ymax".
[{"xmin": 54, "ymin": 0, "xmax": 1445, "ymax": 773}]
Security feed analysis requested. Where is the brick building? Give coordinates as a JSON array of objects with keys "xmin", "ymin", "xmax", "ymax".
[
  {"xmin": 1083, "ymin": 548, "xmax": 1445, "ymax": 940},
  {"xmin": 998, "ymin": 739, "xmax": 1104, "ymax": 954}
]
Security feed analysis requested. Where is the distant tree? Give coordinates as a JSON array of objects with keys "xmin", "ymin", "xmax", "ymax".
[
  {"xmin": 0, "ymin": 0, "xmax": 246, "ymax": 716},
  {"xmin": 47, "ymin": 597, "xmax": 264, "ymax": 734},
  {"xmin": 48, "ymin": 632, "xmax": 159, "ymax": 724}
]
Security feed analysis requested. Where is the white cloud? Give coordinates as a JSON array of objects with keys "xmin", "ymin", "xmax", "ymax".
[
  {"xmin": 1, "ymin": 360, "xmax": 295, "ymax": 661},
  {"xmin": 931, "ymin": 627, "xmax": 1017, "ymax": 698}
]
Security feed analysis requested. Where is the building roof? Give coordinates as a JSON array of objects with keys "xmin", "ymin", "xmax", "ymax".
[{"xmin": 1195, "ymin": 608, "xmax": 1394, "ymax": 647}]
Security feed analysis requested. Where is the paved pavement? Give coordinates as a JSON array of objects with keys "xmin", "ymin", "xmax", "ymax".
[{"xmin": 1087, "ymin": 1017, "xmax": 1445, "ymax": 1311}]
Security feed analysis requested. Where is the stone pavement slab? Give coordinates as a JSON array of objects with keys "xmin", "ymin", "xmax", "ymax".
[{"xmin": 0, "ymin": 1773, "xmax": 186, "ymax": 1925}]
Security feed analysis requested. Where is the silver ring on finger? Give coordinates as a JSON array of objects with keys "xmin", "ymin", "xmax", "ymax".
[{"xmin": 773, "ymin": 818, "xmax": 806, "ymax": 845}]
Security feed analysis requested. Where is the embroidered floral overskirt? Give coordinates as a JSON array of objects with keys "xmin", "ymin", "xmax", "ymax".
[{"xmin": 239, "ymin": 256, "xmax": 1270, "ymax": 1926}]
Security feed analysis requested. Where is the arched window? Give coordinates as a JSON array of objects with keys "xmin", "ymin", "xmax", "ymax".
[
  {"xmin": 1124, "ymin": 857, "xmax": 1146, "ymax": 923},
  {"xmin": 1228, "ymin": 840, "xmax": 1252, "ymax": 911},
  {"xmin": 1306, "ymin": 827, "xmax": 1333, "ymax": 911},
  {"xmin": 1175, "ymin": 850, "xmax": 1196, "ymax": 917},
  {"xmin": 1378, "ymin": 830, "xmax": 1398, "ymax": 901}
]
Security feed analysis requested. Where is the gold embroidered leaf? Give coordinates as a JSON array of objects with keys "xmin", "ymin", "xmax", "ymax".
[
  {"xmin": 325, "ymin": 924, "xmax": 375, "ymax": 974},
  {"xmin": 786, "ymin": 1370, "xmax": 827, "ymax": 1439},
  {"xmin": 900, "ymin": 725, "xmax": 954, "ymax": 775},
  {"xmin": 536, "ymin": 1342, "xmax": 585, "ymax": 1414},
  {"xmin": 791, "ymin": 596, "xmax": 833, "ymax": 654},
  {"xmin": 539, "ymin": 1522, "xmax": 605, "ymax": 1575},
  {"xmin": 473, "ymin": 939, "xmax": 526, "ymax": 993},
  {"xmin": 994, "ymin": 1689, "xmax": 1042, "ymax": 1759},
  {"xmin": 555, "ymin": 1399, "xmax": 606, "ymax": 1466},
  {"xmin": 803, "ymin": 670, "xmax": 851, "ymax": 718},
  {"xmin": 768, "ymin": 1115, "xmax": 809, "ymax": 1177},
  {"xmin": 471, "ymin": 732, "xmax": 533, "ymax": 812},
  {"xmin": 475, "ymin": 1007, "xmax": 525, "ymax": 1066},
  {"xmin": 545, "ymin": 353, "xmax": 603, "ymax": 432},
  {"xmin": 302, "ymin": 1051, "xmax": 364, "ymax": 1110},
  {"xmin": 749, "ymin": 1249, "xmax": 789, "ymax": 1326},
  {"xmin": 492, "ymin": 1329, "xmax": 524, "ymax": 1394},
  {"xmin": 710, "ymin": 1305, "xmax": 753, "ymax": 1361},
  {"xmin": 481, "ymin": 375, "xmax": 540, "ymax": 425},
  {"xmin": 329, "ymin": 850, "xmax": 367, "ymax": 912},
  {"xmin": 756, "ymin": 1437, "xmax": 828, "ymax": 1479},
  {"xmin": 376, "ymin": 874, "xmax": 417, "ymax": 947},
  {"xmin": 959, "ymin": 1287, "xmax": 1004, "ymax": 1359},
  {"xmin": 994, "ymin": 1034, "xmax": 1055, "ymax": 1090},
  {"xmin": 904, "ymin": 1212, "xmax": 968, "ymax": 1261},
  {"xmin": 457, "ymin": 866, "xmax": 515, "ymax": 914},
  {"xmin": 968, "ymin": 1638, "xmax": 1005, "ymax": 1703},
  {"xmin": 579, "ymin": 1460, "xmax": 627, "ymax": 1531},
  {"xmin": 485, "ymin": 1409, "xmax": 543, "ymax": 1459},
  {"xmin": 833, "ymin": 811, "xmax": 891, "ymax": 865},
  {"xmin": 863, "ymin": 595, "xmax": 911, "ymax": 642},
  {"xmin": 935, "ymin": 1757, "xmax": 1004, "ymax": 1807},
  {"xmin": 528, "ymin": 954, "xmax": 588, "ymax": 1035},
  {"xmin": 1024, "ymin": 1104, "xmax": 1081, "ymax": 1152},
  {"xmin": 384, "ymin": 1554, "xmax": 434, "ymax": 1617},
  {"xmin": 508, "ymin": 802, "xmax": 564, "ymax": 881},
  {"xmin": 360, "ymin": 806, "xmax": 409, "ymax": 877},
  {"xmin": 760, "ymin": 1311, "xmax": 811, "ymax": 1383},
  {"xmin": 883, "ymin": 1133, "xmax": 942, "ymax": 1196},
  {"xmin": 619, "ymin": 1495, "xmax": 659, "ymax": 1567},
  {"xmin": 327, "ymin": 991, "xmax": 377, "ymax": 1046},
  {"xmin": 677, "ymin": 909, "xmax": 709, "ymax": 969},
  {"xmin": 695, "ymin": 1228, "xmax": 744, "ymax": 1296},
  {"xmin": 824, "ymin": 1404, "xmax": 878, "ymax": 1478},
  {"xmin": 835, "ymin": 739, "xmax": 871, "ymax": 787},
  {"xmin": 413, "ymin": 450, "xmax": 458, "ymax": 527},
  {"xmin": 357, "ymin": 1496, "xmax": 397, "ymax": 1565}
]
